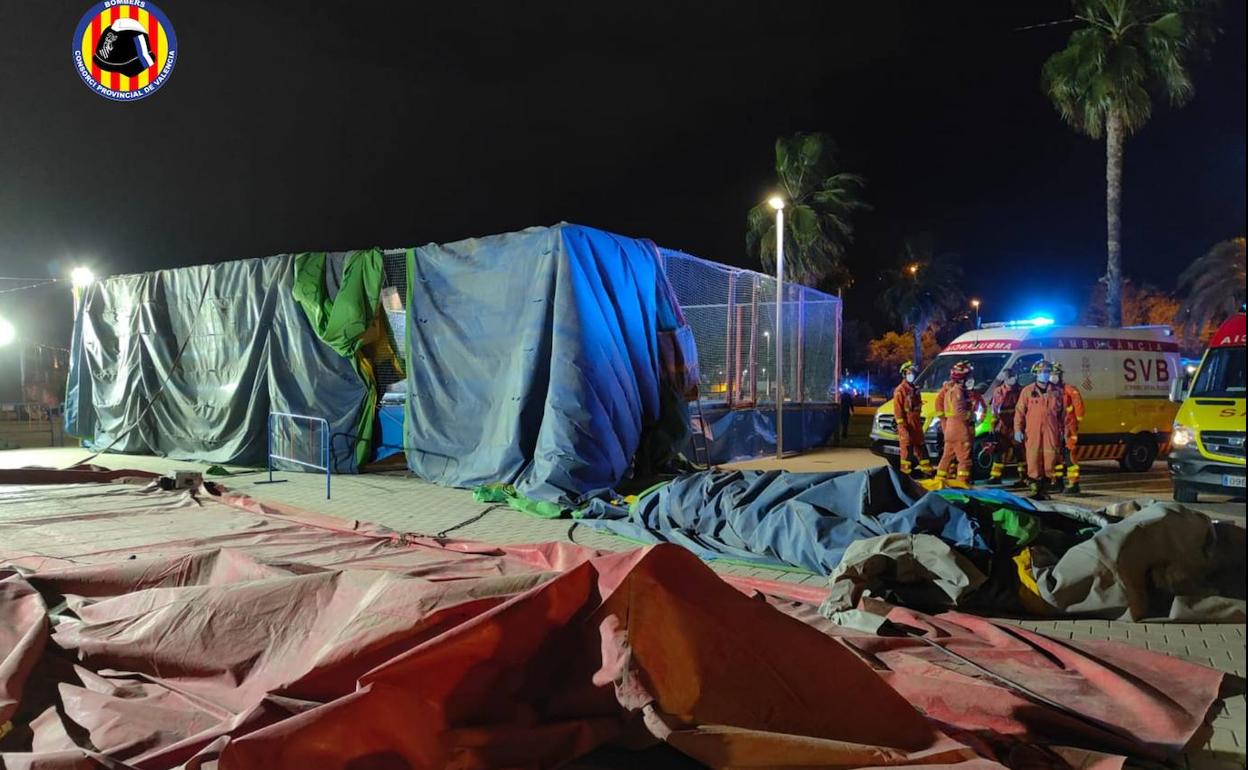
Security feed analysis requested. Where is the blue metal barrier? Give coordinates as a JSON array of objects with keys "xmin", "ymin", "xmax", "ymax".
[{"xmin": 265, "ymin": 412, "xmax": 331, "ymax": 499}]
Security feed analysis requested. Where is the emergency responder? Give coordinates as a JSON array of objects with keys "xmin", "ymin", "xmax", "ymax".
[
  {"xmin": 934, "ymin": 360, "xmax": 974, "ymax": 488},
  {"xmin": 892, "ymin": 361, "xmax": 932, "ymax": 477},
  {"xmin": 1013, "ymin": 360, "xmax": 1065, "ymax": 500},
  {"xmin": 1051, "ymin": 363, "xmax": 1085, "ymax": 493},
  {"xmin": 986, "ymin": 365, "xmax": 1022, "ymax": 485}
]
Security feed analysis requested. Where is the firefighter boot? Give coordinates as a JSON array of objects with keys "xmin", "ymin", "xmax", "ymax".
[
  {"xmin": 986, "ymin": 461, "xmax": 1005, "ymax": 486},
  {"xmin": 948, "ymin": 469, "xmax": 972, "ymax": 490},
  {"xmin": 1029, "ymin": 477, "xmax": 1051, "ymax": 501},
  {"xmin": 1065, "ymin": 463, "xmax": 1081, "ymax": 494}
]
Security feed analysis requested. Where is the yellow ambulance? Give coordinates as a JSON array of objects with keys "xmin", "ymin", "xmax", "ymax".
[
  {"xmin": 870, "ymin": 321, "xmax": 1182, "ymax": 477},
  {"xmin": 1167, "ymin": 312, "xmax": 1246, "ymax": 502}
]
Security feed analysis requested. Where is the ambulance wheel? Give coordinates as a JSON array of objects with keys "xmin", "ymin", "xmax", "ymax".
[
  {"xmin": 1119, "ymin": 434, "xmax": 1158, "ymax": 473},
  {"xmin": 1173, "ymin": 482, "xmax": 1198, "ymax": 504},
  {"xmin": 972, "ymin": 438, "xmax": 994, "ymax": 481}
]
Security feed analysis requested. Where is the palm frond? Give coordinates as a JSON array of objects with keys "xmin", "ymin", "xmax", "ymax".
[
  {"xmin": 745, "ymin": 132, "xmax": 869, "ymax": 289},
  {"xmin": 1042, "ymin": 0, "xmax": 1217, "ymax": 139},
  {"xmin": 1177, "ymin": 237, "xmax": 1247, "ymax": 336}
]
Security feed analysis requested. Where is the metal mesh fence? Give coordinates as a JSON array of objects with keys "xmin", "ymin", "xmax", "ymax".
[
  {"xmin": 659, "ymin": 249, "xmax": 841, "ymax": 408},
  {"xmin": 373, "ymin": 249, "xmax": 409, "ymax": 394}
]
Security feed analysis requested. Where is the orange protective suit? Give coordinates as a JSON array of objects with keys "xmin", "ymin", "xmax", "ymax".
[
  {"xmin": 934, "ymin": 380, "xmax": 973, "ymax": 484},
  {"xmin": 1055, "ymin": 382, "xmax": 1086, "ymax": 488},
  {"xmin": 989, "ymin": 382, "xmax": 1021, "ymax": 481},
  {"xmin": 892, "ymin": 379, "xmax": 931, "ymax": 475},
  {"xmin": 1014, "ymin": 381, "xmax": 1064, "ymax": 481},
  {"xmin": 1061, "ymin": 383, "xmax": 1085, "ymax": 452}
]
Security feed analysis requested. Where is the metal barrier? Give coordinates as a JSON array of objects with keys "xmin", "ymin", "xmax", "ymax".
[{"xmin": 264, "ymin": 412, "xmax": 331, "ymax": 499}]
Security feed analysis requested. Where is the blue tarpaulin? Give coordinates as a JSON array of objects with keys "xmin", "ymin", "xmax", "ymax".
[
  {"xmin": 403, "ymin": 224, "xmax": 683, "ymax": 503},
  {"xmin": 580, "ymin": 466, "xmax": 991, "ymax": 574},
  {"xmin": 693, "ymin": 404, "xmax": 841, "ymax": 464}
]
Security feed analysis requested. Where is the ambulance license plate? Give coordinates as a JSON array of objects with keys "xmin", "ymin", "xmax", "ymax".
[
  {"xmin": 1223, "ymin": 474, "xmax": 1246, "ymax": 489},
  {"xmin": 883, "ymin": 445, "xmax": 900, "ymax": 455}
]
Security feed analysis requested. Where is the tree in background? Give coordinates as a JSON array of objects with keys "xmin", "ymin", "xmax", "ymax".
[
  {"xmin": 1083, "ymin": 278, "xmax": 1178, "ymax": 327},
  {"xmin": 1178, "ymin": 237, "xmax": 1246, "ymax": 339},
  {"xmin": 746, "ymin": 132, "xmax": 869, "ymax": 289},
  {"xmin": 1042, "ymin": 0, "xmax": 1220, "ymax": 327},
  {"xmin": 866, "ymin": 329, "xmax": 942, "ymax": 379},
  {"xmin": 880, "ymin": 238, "xmax": 965, "ymax": 369}
]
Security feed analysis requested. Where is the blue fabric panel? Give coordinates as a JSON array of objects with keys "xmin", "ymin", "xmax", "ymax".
[
  {"xmin": 938, "ymin": 487, "xmax": 1039, "ymax": 510},
  {"xmin": 694, "ymin": 405, "xmax": 840, "ymax": 464},
  {"xmin": 373, "ymin": 403, "xmax": 406, "ymax": 461},
  {"xmin": 404, "ymin": 224, "xmax": 669, "ymax": 503},
  {"xmin": 581, "ymin": 466, "xmax": 990, "ymax": 575}
]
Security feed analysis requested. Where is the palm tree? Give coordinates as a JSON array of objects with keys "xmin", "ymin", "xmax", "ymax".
[
  {"xmin": 1178, "ymin": 237, "xmax": 1246, "ymax": 337},
  {"xmin": 745, "ymin": 132, "xmax": 869, "ymax": 289},
  {"xmin": 1042, "ymin": 0, "xmax": 1219, "ymax": 327},
  {"xmin": 880, "ymin": 239, "xmax": 965, "ymax": 369}
]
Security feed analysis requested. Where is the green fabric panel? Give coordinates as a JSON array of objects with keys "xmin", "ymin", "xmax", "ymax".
[
  {"xmin": 291, "ymin": 249, "xmax": 384, "ymax": 467},
  {"xmin": 292, "ymin": 250, "xmax": 384, "ymax": 357},
  {"xmin": 472, "ymin": 483, "xmax": 568, "ymax": 519},
  {"xmin": 991, "ymin": 507, "xmax": 1040, "ymax": 547}
]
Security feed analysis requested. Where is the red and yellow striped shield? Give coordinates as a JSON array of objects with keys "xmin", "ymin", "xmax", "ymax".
[{"xmin": 73, "ymin": 2, "xmax": 177, "ymax": 101}]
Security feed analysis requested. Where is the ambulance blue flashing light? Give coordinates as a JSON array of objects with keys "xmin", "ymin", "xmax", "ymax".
[{"xmin": 981, "ymin": 316, "xmax": 1056, "ymax": 330}]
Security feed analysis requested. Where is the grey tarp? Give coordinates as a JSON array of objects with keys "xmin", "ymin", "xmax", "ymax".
[
  {"xmin": 403, "ymin": 224, "xmax": 685, "ymax": 503},
  {"xmin": 1026, "ymin": 502, "xmax": 1246, "ymax": 621},
  {"xmin": 63, "ymin": 255, "xmax": 370, "ymax": 471},
  {"xmin": 821, "ymin": 534, "xmax": 989, "ymax": 630}
]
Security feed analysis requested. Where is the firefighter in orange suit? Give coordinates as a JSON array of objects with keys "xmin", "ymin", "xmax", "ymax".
[
  {"xmin": 1013, "ymin": 360, "xmax": 1065, "ymax": 500},
  {"xmin": 892, "ymin": 361, "xmax": 932, "ymax": 477},
  {"xmin": 1051, "ymin": 363, "xmax": 1086, "ymax": 493},
  {"xmin": 934, "ymin": 360, "xmax": 974, "ymax": 488},
  {"xmin": 986, "ymin": 365, "xmax": 1021, "ymax": 485}
]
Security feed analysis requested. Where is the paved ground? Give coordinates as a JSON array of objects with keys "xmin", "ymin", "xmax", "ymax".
[{"xmin": 1, "ymin": 443, "xmax": 1243, "ymax": 767}]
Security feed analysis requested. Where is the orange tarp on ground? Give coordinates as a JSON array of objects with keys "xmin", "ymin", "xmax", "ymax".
[{"xmin": 0, "ymin": 470, "xmax": 1227, "ymax": 769}]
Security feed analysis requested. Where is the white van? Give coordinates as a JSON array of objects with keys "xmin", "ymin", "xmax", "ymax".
[{"xmin": 870, "ymin": 322, "xmax": 1181, "ymax": 476}]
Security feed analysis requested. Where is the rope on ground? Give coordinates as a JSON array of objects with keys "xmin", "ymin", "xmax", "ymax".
[{"xmin": 434, "ymin": 504, "xmax": 502, "ymax": 539}]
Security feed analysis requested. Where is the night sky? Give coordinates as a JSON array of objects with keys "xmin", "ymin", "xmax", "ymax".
[{"xmin": 1, "ymin": 1, "xmax": 1244, "ymax": 348}]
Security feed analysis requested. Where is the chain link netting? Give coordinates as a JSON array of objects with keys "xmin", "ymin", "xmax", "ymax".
[{"xmin": 660, "ymin": 249, "xmax": 841, "ymax": 407}]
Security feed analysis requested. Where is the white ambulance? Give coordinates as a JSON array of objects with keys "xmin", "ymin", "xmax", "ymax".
[{"xmin": 870, "ymin": 321, "xmax": 1182, "ymax": 476}]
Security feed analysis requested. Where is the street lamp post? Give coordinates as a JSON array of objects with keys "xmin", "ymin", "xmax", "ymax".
[
  {"xmin": 768, "ymin": 195, "xmax": 785, "ymax": 459},
  {"xmin": 763, "ymin": 331, "xmax": 772, "ymax": 399},
  {"xmin": 971, "ymin": 299, "xmax": 981, "ymax": 328}
]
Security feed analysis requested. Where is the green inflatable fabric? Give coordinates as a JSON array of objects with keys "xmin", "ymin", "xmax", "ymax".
[{"xmin": 292, "ymin": 249, "xmax": 384, "ymax": 467}]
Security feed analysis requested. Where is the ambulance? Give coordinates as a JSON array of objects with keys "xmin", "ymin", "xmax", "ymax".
[
  {"xmin": 870, "ymin": 321, "xmax": 1181, "ymax": 477},
  {"xmin": 1166, "ymin": 312, "xmax": 1246, "ymax": 502}
]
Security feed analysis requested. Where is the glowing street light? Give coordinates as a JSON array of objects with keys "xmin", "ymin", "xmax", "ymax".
[
  {"xmin": 970, "ymin": 298, "xmax": 981, "ymax": 328},
  {"xmin": 70, "ymin": 266, "xmax": 95, "ymax": 316},
  {"xmin": 907, "ymin": 263, "xmax": 919, "ymax": 276},
  {"xmin": 767, "ymin": 195, "xmax": 785, "ymax": 459},
  {"xmin": 71, "ymin": 267, "xmax": 95, "ymax": 289},
  {"xmin": 0, "ymin": 316, "xmax": 14, "ymax": 347}
]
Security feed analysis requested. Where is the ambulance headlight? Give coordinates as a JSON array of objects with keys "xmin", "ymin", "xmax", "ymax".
[{"xmin": 1171, "ymin": 424, "xmax": 1195, "ymax": 448}]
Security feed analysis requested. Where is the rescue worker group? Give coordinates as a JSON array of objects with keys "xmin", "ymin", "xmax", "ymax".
[{"xmin": 893, "ymin": 359, "xmax": 1084, "ymax": 500}]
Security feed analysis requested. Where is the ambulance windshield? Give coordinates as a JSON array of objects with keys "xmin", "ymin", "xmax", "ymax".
[
  {"xmin": 914, "ymin": 353, "xmax": 1012, "ymax": 393},
  {"xmin": 1192, "ymin": 346, "xmax": 1246, "ymax": 398}
]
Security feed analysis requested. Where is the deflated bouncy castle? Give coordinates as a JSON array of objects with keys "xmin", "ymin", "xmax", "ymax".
[{"xmin": 63, "ymin": 224, "xmax": 843, "ymax": 502}]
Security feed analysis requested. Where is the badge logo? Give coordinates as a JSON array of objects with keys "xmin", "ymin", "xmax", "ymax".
[{"xmin": 73, "ymin": 1, "xmax": 177, "ymax": 101}]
